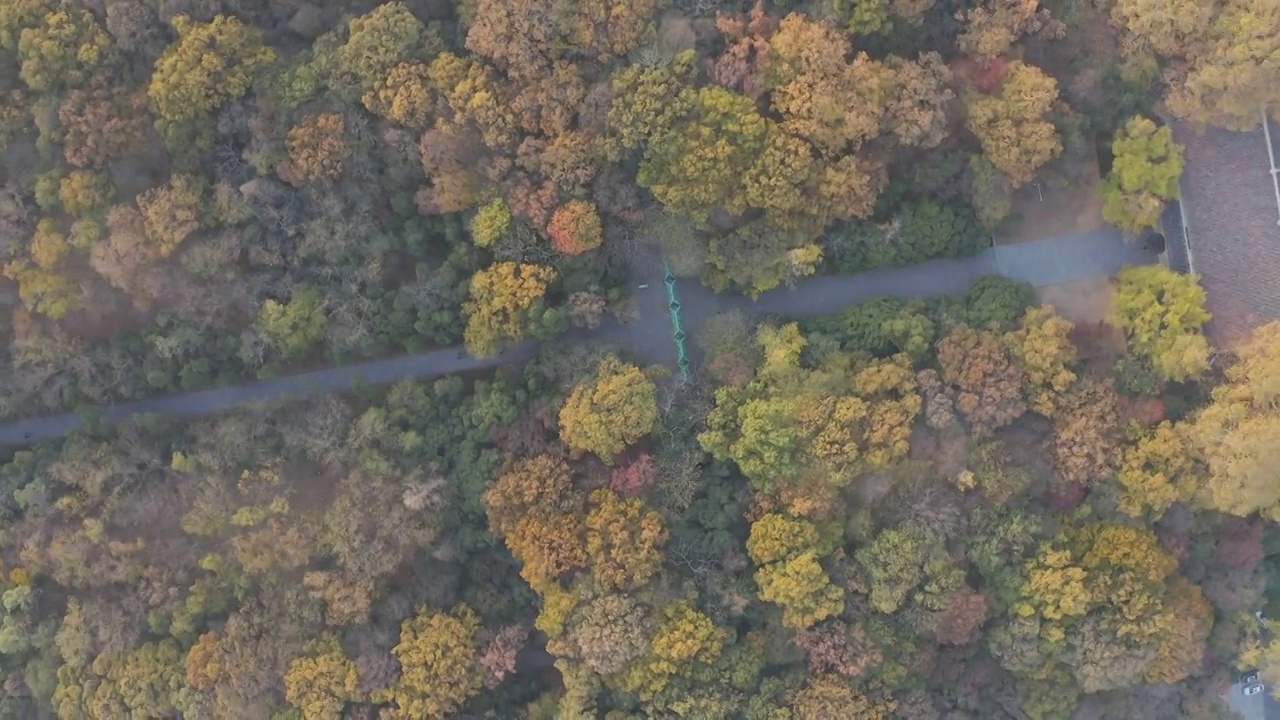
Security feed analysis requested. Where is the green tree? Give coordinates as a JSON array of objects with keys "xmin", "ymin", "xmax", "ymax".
[
  {"xmin": 1109, "ymin": 265, "xmax": 1210, "ymax": 381},
  {"xmin": 636, "ymin": 85, "xmax": 766, "ymax": 226},
  {"xmin": 258, "ymin": 287, "xmax": 329, "ymax": 361},
  {"xmin": 469, "ymin": 198, "xmax": 512, "ymax": 248},
  {"xmin": 58, "ymin": 170, "xmax": 114, "ymax": 218},
  {"xmin": 559, "ymin": 355, "xmax": 658, "ymax": 460},
  {"xmin": 1102, "ymin": 116, "xmax": 1184, "ymax": 233}
]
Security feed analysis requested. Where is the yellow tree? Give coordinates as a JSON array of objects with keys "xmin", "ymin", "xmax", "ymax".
[
  {"xmin": 747, "ymin": 513, "xmax": 844, "ymax": 629},
  {"xmin": 1117, "ymin": 422, "xmax": 1201, "ymax": 519},
  {"xmin": 17, "ymin": 4, "xmax": 116, "ymax": 91},
  {"xmin": 284, "ymin": 634, "xmax": 361, "ymax": 719},
  {"xmin": 964, "ymin": 61, "xmax": 1063, "ymax": 187},
  {"xmin": 282, "ymin": 113, "xmax": 348, "ymax": 184},
  {"xmin": 378, "ymin": 605, "xmax": 484, "ymax": 718},
  {"xmin": 136, "ymin": 174, "xmax": 204, "ymax": 257},
  {"xmin": 584, "ymin": 489, "xmax": 667, "ymax": 591},
  {"xmin": 559, "ymin": 355, "xmax": 658, "ymax": 461},
  {"xmin": 463, "ymin": 261, "xmax": 556, "ymax": 356},
  {"xmin": 1183, "ymin": 322, "xmax": 1280, "ymax": 519},
  {"xmin": 1158, "ymin": 0, "xmax": 1280, "ymax": 131},
  {"xmin": 149, "ymin": 14, "xmax": 275, "ymax": 124},
  {"xmin": 1102, "ymin": 116, "xmax": 1185, "ymax": 234},
  {"xmin": 1110, "ymin": 265, "xmax": 1210, "ymax": 381},
  {"xmin": 1004, "ymin": 305, "xmax": 1077, "ymax": 417}
]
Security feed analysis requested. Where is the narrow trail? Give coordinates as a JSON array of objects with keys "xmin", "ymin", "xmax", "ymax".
[{"xmin": 0, "ymin": 227, "xmax": 1155, "ymax": 446}]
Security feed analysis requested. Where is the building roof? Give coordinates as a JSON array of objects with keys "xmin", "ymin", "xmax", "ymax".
[{"xmin": 1173, "ymin": 116, "xmax": 1280, "ymax": 347}]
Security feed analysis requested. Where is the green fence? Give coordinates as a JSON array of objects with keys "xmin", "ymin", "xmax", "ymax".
[{"xmin": 662, "ymin": 262, "xmax": 690, "ymax": 381}]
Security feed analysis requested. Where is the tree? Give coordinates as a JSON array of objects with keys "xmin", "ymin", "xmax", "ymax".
[
  {"xmin": 484, "ymin": 454, "xmax": 580, "ymax": 538},
  {"xmin": 469, "ymin": 198, "xmax": 512, "ymax": 248},
  {"xmin": 584, "ymin": 489, "xmax": 667, "ymax": 591},
  {"xmin": 1159, "ymin": 2, "xmax": 1280, "ymax": 131},
  {"xmin": 964, "ymin": 276, "xmax": 1037, "ymax": 329},
  {"xmin": 965, "ymin": 62, "xmax": 1063, "ymax": 187},
  {"xmin": 854, "ymin": 525, "xmax": 947, "ymax": 614},
  {"xmin": 484, "ymin": 455, "xmax": 587, "ymax": 588},
  {"xmin": 17, "ymin": 4, "xmax": 115, "ymax": 92},
  {"xmin": 463, "ymin": 261, "xmax": 557, "ymax": 357},
  {"xmin": 636, "ymin": 85, "xmax": 766, "ymax": 225},
  {"xmin": 379, "ymin": 604, "xmax": 484, "ymax": 718},
  {"xmin": 1110, "ymin": 265, "xmax": 1210, "ymax": 381},
  {"xmin": 1184, "ymin": 322, "xmax": 1280, "ymax": 519},
  {"xmin": 4, "ymin": 218, "xmax": 79, "ymax": 319},
  {"xmin": 884, "ymin": 52, "xmax": 954, "ymax": 149},
  {"xmin": 616, "ymin": 599, "xmax": 729, "ymax": 700},
  {"xmin": 284, "ymin": 634, "xmax": 361, "ymax": 719},
  {"xmin": 767, "ymin": 15, "xmax": 890, "ymax": 157},
  {"xmin": 748, "ymin": 514, "xmax": 844, "ymax": 629},
  {"xmin": 1103, "ymin": 116, "xmax": 1185, "ymax": 233},
  {"xmin": 362, "ymin": 60, "xmax": 434, "ymax": 128},
  {"xmin": 968, "ymin": 154, "xmax": 1014, "ymax": 228},
  {"xmin": 148, "ymin": 14, "xmax": 276, "ymax": 123},
  {"xmin": 1004, "ymin": 305, "xmax": 1077, "ymax": 417},
  {"xmin": 258, "ymin": 287, "xmax": 328, "ymax": 361},
  {"xmin": 1117, "ymin": 422, "xmax": 1200, "ymax": 519},
  {"xmin": 136, "ymin": 174, "xmax": 204, "ymax": 256},
  {"xmin": 957, "ymin": 0, "xmax": 1062, "ymax": 60},
  {"xmin": 331, "ymin": 2, "xmax": 434, "ymax": 97},
  {"xmin": 563, "ymin": 593, "xmax": 653, "ymax": 676},
  {"xmin": 58, "ymin": 77, "xmax": 148, "ymax": 169},
  {"xmin": 705, "ymin": 219, "xmax": 823, "ymax": 296},
  {"xmin": 58, "ymin": 170, "xmax": 114, "ymax": 218},
  {"xmin": 789, "ymin": 674, "xmax": 895, "ymax": 720},
  {"xmin": 547, "ymin": 200, "xmax": 603, "ymax": 255},
  {"xmin": 90, "ymin": 204, "xmax": 160, "ymax": 306},
  {"xmin": 282, "ymin": 113, "xmax": 348, "ymax": 185},
  {"xmin": 1051, "ymin": 376, "xmax": 1123, "ymax": 487},
  {"xmin": 935, "ymin": 324, "xmax": 1027, "ymax": 435},
  {"xmin": 559, "ymin": 355, "xmax": 658, "ymax": 460}
]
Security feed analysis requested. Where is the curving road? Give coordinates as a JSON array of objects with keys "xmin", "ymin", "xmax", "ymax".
[{"xmin": 0, "ymin": 227, "xmax": 1155, "ymax": 446}]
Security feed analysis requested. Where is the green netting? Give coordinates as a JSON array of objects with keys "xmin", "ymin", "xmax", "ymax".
[{"xmin": 662, "ymin": 262, "xmax": 690, "ymax": 381}]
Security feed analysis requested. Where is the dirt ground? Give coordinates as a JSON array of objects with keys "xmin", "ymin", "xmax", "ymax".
[
  {"xmin": 1037, "ymin": 276, "xmax": 1127, "ymax": 361},
  {"xmin": 996, "ymin": 155, "xmax": 1107, "ymax": 245},
  {"xmin": 1036, "ymin": 276, "xmax": 1111, "ymax": 325}
]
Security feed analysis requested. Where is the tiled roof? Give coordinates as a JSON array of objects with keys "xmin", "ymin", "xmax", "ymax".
[{"xmin": 1173, "ymin": 119, "xmax": 1280, "ymax": 347}]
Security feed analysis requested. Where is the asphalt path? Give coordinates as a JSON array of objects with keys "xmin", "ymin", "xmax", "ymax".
[{"xmin": 0, "ymin": 227, "xmax": 1155, "ymax": 446}]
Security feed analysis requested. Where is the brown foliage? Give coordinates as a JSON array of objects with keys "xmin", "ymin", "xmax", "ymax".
[
  {"xmin": 1051, "ymin": 376, "xmax": 1123, "ymax": 486},
  {"xmin": 58, "ymin": 76, "xmax": 149, "ymax": 169},
  {"xmin": 794, "ymin": 621, "xmax": 881, "ymax": 679},
  {"xmin": 1214, "ymin": 517, "xmax": 1264, "ymax": 571},
  {"xmin": 713, "ymin": 3, "xmax": 778, "ymax": 100},
  {"xmin": 547, "ymin": 200, "xmax": 603, "ymax": 255},
  {"xmin": 933, "ymin": 587, "xmax": 989, "ymax": 646},
  {"xmin": 609, "ymin": 453, "xmax": 657, "ymax": 497},
  {"xmin": 479, "ymin": 625, "xmax": 529, "ymax": 688},
  {"xmin": 935, "ymin": 324, "xmax": 1026, "ymax": 436},
  {"xmin": 417, "ymin": 125, "xmax": 484, "ymax": 214},
  {"xmin": 282, "ymin": 113, "xmax": 348, "ymax": 185}
]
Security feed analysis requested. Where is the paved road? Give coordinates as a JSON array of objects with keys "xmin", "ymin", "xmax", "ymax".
[{"xmin": 0, "ymin": 227, "xmax": 1153, "ymax": 447}]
